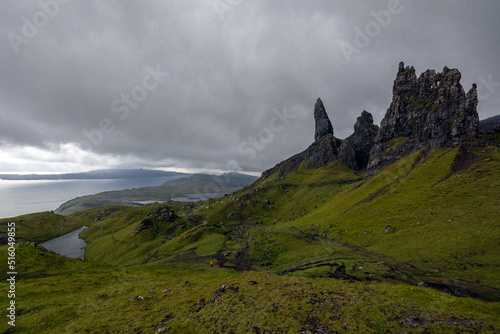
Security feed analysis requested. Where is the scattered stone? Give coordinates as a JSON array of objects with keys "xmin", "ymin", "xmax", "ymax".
[
  {"xmin": 300, "ymin": 329, "xmax": 336, "ymax": 334},
  {"xmin": 130, "ymin": 295, "xmax": 144, "ymax": 301},
  {"xmin": 210, "ymin": 285, "xmax": 238, "ymax": 304},
  {"xmin": 155, "ymin": 328, "xmax": 171, "ymax": 333},
  {"xmin": 399, "ymin": 317, "xmax": 425, "ymax": 327},
  {"xmin": 248, "ymin": 281, "xmax": 258, "ymax": 285},
  {"xmin": 384, "ymin": 225, "xmax": 392, "ymax": 233},
  {"xmin": 417, "ymin": 282, "xmax": 426, "ymax": 287},
  {"xmin": 343, "ymin": 323, "xmax": 350, "ymax": 330},
  {"xmin": 162, "ymin": 288, "xmax": 169, "ymax": 293},
  {"xmin": 184, "ymin": 281, "xmax": 190, "ymax": 286}
]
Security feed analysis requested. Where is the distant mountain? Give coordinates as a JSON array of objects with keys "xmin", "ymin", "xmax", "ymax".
[
  {"xmin": 0, "ymin": 169, "xmax": 189, "ymax": 181},
  {"xmin": 479, "ymin": 114, "xmax": 500, "ymax": 132},
  {"xmin": 55, "ymin": 172, "xmax": 258, "ymax": 215}
]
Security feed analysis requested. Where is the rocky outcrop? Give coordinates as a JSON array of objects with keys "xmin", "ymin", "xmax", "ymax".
[
  {"xmin": 306, "ymin": 109, "xmax": 379, "ymax": 170},
  {"xmin": 304, "ymin": 134, "xmax": 343, "ymax": 169},
  {"xmin": 307, "ymin": 104, "xmax": 379, "ymax": 170},
  {"xmin": 367, "ymin": 62, "xmax": 482, "ymax": 175},
  {"xmin": 314, "ymin": 98, "xmax": 334, "ymax": 141},
  {"xmin": 262, "ymin": 101, "xmax": 378, "ymax": 176},
  {"xmin": 339, "ymin": 111, "xmax": 379, "ymax": 170},
  {"xmin": 132, "ymin": 205, "xmax": 177, "ymax": 235}
]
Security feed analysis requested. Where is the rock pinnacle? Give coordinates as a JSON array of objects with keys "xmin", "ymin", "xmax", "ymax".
[{"xmin": 314, "ymin": 98, "xmax": 333, "ymax": 141}]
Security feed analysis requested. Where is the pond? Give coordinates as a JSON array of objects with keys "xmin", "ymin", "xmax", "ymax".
[{"xmin": 39, "ymin": 226, "xmax": 88, "ymax": 260}]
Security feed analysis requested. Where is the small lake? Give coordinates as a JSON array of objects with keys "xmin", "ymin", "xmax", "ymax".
[
  {"xmin": 171, "ymin": 192, "xmax": 229, "ymax": 202},
  {"xmin": 39, "ymin": 226, "xmax": 88, "ymax": 260}
]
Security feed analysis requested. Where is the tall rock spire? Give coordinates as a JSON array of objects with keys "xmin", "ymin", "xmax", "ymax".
[{"xmin": 314, "ymin": 98, "xmax": 333, "ymax": 141}]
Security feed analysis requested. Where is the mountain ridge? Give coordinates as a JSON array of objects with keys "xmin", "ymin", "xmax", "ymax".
[{"xmin": 0, "ymin": 168, "xmax": 189, "ymax": 181}]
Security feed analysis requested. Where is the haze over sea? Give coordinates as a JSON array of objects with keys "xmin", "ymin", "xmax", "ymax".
[{"xmin": 0, "ymin": 177, "xmax": 177, "ymax": 219}]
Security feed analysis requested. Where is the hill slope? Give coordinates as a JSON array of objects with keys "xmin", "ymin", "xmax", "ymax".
[
  {"xmin": 55, "ymin": 172, "xmax": 258, "ymax": 215},
  {"xmin": 2, "ymin": 145, "xmax": 498, "ymax": 333}
]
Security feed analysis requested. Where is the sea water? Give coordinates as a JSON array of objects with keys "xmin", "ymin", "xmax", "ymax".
[{"xmin": 0, "ymin": 177, "xmax": 178, "ymax": 219}]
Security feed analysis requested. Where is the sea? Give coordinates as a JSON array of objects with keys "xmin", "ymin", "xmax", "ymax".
[{"xmin": 0, "ymin": 177, "xmax": 180, "ymax": 219}]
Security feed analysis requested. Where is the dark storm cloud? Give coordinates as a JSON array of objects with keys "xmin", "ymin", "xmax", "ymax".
[{"xmin": 0, "ymin": 0, "xmax": 499, "ymax": 173}]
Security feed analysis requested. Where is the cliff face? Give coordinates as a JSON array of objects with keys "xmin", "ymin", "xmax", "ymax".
[
  {"xmin": 367, "ymin": 62, "xmax": 481, "ymax": 175},
  {"xmin": 340, "ymin": 111, "xmax": 379, "ymax": 170},
  {"xmin": 261, "ymin": 62, "xmax": 483, "ymax": 180}
]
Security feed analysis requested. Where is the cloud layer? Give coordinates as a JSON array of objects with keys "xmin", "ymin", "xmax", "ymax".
[{"xmin": 1, "ymin": 0, "xmax": 499, "ymax": 173}]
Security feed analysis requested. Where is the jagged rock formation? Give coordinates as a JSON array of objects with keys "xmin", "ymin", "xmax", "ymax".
[
  {"xmin": 367, "ymin": 62, "xmax": 482, "ymax": 175},
  {"xmin": 314, "ymin": 98, "xmax": 334, "ymax": 141},
  {"xmin": 262, "ymin": 101, "xmax": 378, "ymax": 177},
  {"xmin": 339, "ymin": 111, "xmax": 379, "ymax": 170},
  {"xmin": 261, "ymin": 62, "xmax": 483, "ymax": 180},
  {"xmin": 304, "ymin": 108, "xmax": 379, "ymax": 170}
]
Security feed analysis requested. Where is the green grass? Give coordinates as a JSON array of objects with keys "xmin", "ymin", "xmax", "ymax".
[
  {"xmin": 0, "ymin": 211, "xmax": 88, "ymax": 243},
  {"xmin": 2, "ymin": 244, "xmax": 499, "ymax": 333},
  {"xmin": 2, "ymin": 146, "xmax": 499, "ymax": 333}
]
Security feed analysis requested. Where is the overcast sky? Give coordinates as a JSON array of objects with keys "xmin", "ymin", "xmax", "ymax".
[{"xmin": 1, "ymin": 0, "xmax": 499, "ymax": 175}]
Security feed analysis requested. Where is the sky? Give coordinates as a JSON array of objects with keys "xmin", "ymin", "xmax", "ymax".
[{"xmin": 1, "ymin": 0, "xmax": 499, "ymax": 175}]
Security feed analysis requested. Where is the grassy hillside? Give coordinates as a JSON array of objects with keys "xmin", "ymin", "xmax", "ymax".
[
  {"xmin": 0, "ymin": 211, "xmax": 88, "ymax": 244},
  {"xmin": 2, "ymin": 146, "xmax": 499, "ymax": 333},
  {"xmin": 55, "ymin": 172, "xmax": 258, "ymax": 215}
]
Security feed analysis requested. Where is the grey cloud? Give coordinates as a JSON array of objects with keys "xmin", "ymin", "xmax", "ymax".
[{"xmin": 1, "ymin": 0, "xmax": 499, "ymax": 173}]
